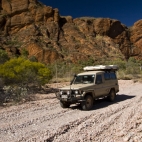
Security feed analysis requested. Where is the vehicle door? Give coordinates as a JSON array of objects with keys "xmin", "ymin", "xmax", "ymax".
[
  {"xmin": 94, "ymin": 74, "xmax": 105, "ymax": 97},
  {"xmin": 103, "ymin": 72, "xmax": 111, "ymax": 95},
  {"xmin": 103, "ymin": 72, "xmax": 118, "ymax": 94}
]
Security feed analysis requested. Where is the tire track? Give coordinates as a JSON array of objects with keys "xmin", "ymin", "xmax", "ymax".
[
  {"xmin": 0, "ymin": 99, "xmax": 58, "ymax": 121},
  {"xmin": 0, "ymin": 106, "xmax": 80, "ymax": 142},
  {"xmin": 52, "ymin": 95, "xmax": 142, "ymax": 142},
  {"xmin": 0, "ymin": 80, "xmax": 142, "ymax": 142}
]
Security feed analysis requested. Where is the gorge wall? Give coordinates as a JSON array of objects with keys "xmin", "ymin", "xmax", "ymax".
[{"xmin": 0, "ymin": 0, "xmax": 142, "ymax": 64}]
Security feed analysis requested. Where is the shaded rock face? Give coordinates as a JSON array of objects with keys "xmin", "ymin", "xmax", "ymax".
[
  {"xmin": 0, "ymin": 0, "xmax": 141, "ymax": 64},
  {"xmin": 0, "ymin": 0, "xmax": 59, "ymax": 32},
  {"xmin": 0, "ymin": 0, "xmax": 60, "ymax": 63},
  {"xmin": 11, "ymin": 0, "xmax": 29, "ymax": 14},
  {"xmin": 27, "ymin": 43, "xmax": 59, "ymax": 63},
  {"xmin": 130, "ymin": 20, "xmax": 142, "ymax": 59}
]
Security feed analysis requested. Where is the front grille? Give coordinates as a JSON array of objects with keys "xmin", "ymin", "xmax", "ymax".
[
  {"xmin": 61, "ymin": 90, "xmax": 75, "ymax": 96},
  {"xmin": 62, "ymin": 91, "xmax": 67, "ymax": 95},
  {"xmin": 72, "ymin": 90, "xmax": 76, "ymax": 94}
]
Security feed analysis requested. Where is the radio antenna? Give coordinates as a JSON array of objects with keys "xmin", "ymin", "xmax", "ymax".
[
  {"xmin": 68, "ymin": 46, "xmax": 71, "ymax": 94},
  {"xmin": 55, "ymin": 61, "xmax": 58, "ymax": 89}
]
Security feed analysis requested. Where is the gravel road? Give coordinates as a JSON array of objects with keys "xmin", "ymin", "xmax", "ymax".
[{"xmin": 0, "ymin": 80, "xmax": 142, "ymax": 142}]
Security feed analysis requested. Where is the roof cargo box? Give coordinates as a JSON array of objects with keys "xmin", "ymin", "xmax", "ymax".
[{"xmin": 83, "ymin": 65, "xmax": 118, "ymax": 71}]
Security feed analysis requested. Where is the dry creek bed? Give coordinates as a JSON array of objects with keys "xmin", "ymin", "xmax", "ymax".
[{"xmin": 0, "ymin": 80, "xmax": 142, "ymax": 142}]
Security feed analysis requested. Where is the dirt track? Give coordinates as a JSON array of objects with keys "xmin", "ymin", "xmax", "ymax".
[{"xmin": 0, "ymin": 80, "xmax": 142, "ymax": 142}]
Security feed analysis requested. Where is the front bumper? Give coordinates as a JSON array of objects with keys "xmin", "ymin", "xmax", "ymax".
[{"xmin": 56, "ymin": 92, "xmax": 85, "ymax": 103}]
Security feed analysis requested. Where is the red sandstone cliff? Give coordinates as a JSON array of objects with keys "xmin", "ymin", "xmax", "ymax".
[{"xmin": 0, "ymin": 0, "xmax": 141, "ymax": 63}]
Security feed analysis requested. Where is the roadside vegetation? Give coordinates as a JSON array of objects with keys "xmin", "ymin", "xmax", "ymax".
[
  {"xmin": 0, "ymin": 48, "xmax": 142, "ymax": 105},
  {"xmin": 50, "ymin": 57, "xmax": 142, "ymax": 82},
  {"xmin": 0, "ymin": 51, "xmax": 52, "ymax": 105}
]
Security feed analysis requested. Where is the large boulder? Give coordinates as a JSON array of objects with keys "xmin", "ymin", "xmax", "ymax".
[
  {"xmin": 53, "ymin": 8, "xmax": 59, "ymax": 22},
  {"xmin": 1, "ymin": 0, "xmax": 11, "ymax": 14},
  {"xmin": 130, "ymin": 20, "xmax": 142, "ymax": 59},
  {"xmin": 35, "ymin": 8, "xmax": 44, "ymax": 22},
  {"xmin": 27, "ymin": 43, "xmax": 60, "ymax": 64},
  {"xmin": 93, "ymin": 18, "xmax": 125, "ymax": 38},
  {"xmin": 0, "ymin": 0, "xmax": 141, "ymax": 63},
  {"xmin": 44, "ymin": 6, "xmax": 53, "ymax": 20},
  {"xmin": 11, "ymin": 0, "xmax": 29, "ymax": 15}
]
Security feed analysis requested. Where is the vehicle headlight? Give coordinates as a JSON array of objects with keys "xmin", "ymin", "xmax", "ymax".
[
  {"xmin": 60, "ymin": 91, "xmax": 63, "ymax": 95},
  {"xmin": 67, "ymin": 91, "xmax": 71, "ymax": 95},
  {"xmin": 75, "ymin": 90, "xmax": 79, "ymax": 95}
]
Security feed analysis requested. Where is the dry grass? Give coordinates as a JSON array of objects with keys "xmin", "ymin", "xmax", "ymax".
[
  {"xmin": 50, "ymin": 77, "xmax": 71, "ymax": 83},
  {"xmin": 117, "ymin": 70, "xmax": 142, "ymax": 82}
]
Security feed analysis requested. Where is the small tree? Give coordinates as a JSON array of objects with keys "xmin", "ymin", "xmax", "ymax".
[
  {"xmin": 0, "ymin": 57, "xmax": 52, "ymax": 102},
  {"xmin": 0, "ymin": 57, "xmax": 52, "ymax": 87}
]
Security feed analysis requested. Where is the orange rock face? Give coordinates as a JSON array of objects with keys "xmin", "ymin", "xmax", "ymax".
[
  {"xmin": 130, "ymin": 20, "xmax": 142, "ymax": 59},
  {"xmin": 27, "ymin": 43, "xmax": 60, "ymax": 64},
  {"xmin": 0, "ymin": 0, "xmax": 141, "ymax": 63}
]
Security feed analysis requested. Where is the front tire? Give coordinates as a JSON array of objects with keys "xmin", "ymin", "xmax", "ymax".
[
  {"xmin": 107, "ymin": 89, "xmax": 116, "ymax": 102},
  {"xmin": 81, "ymin": 95, "xmax": 93, "ymax": 110},
  {"xmin": 60, "ymin": 101, "xmax": 70, "ymax": 108}
]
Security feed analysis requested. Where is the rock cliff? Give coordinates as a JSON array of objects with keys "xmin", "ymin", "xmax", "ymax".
[{"xmin": 0, "ymin": 0, "xmax": 142, "ymax": 64}]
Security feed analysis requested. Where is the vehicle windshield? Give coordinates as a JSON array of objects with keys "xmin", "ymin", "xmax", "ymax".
[{"xmin": 73, "ymin": 75, "xmax": 95, "ymax": 84}]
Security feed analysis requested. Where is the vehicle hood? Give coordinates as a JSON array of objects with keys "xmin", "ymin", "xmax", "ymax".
[{"xmin": 59, "ymin": 84, "xmax": 94, "ymax": 90}]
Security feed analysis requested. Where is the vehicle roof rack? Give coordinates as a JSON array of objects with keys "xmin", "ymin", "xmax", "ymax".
[{"xmin": 83, "ymin": 65, "xmax": 118, "ymax": 71}]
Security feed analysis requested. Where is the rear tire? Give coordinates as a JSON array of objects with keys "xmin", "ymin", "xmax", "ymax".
[
  {"xmin": 81, "ymin": 95, "xmax": 93, "ymax": 110},
  {"xmin": 107, "ymin": 89, "xmax": 116, "ymax": 102},
  {"xmin": 60, "ymin": 101, "xmax": 70, "ymax": 108}
]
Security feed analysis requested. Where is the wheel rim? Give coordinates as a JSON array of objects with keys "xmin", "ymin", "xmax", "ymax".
[
  {"xmin": 110, "ymin": 91, "xmax": 115, "ymax": 100},
  {"xmin": 86, "ymin": 97, "xmax": 92, "ymax": 108}
]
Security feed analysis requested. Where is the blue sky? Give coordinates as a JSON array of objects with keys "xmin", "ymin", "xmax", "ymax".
[{"xmin": 40, "ymin": 0, "xmax": 142, "ymax": 27}]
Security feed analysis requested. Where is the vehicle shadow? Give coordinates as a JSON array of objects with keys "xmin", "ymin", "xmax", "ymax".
[
  {"xmin": 92, "ymin": 94, "xmax": 135, "ymax": 110},
  {"xmin": 70, "ymin": 94, "xmax": 135, "ymax": 110}
]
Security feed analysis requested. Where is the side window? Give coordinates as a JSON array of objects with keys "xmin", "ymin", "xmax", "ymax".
[
  {"xmin": 110, "ymin": 72, "xmax": 116, "ymax": 79},
  {"xmin": 96, "ymin": 74, "xmax": 102, "ymax": 84},
  {"xmin": 104, "ymin": 73, "xmax": 110, "ymax": 80}
]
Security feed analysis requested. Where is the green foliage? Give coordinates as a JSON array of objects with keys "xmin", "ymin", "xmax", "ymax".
[
  {"xmin": 0, "ymin": 57, "xmax": 52, "ymax": 104},
  {"xmin": 96, "ymin": 34, "xmax": 103, "ymax": 40},
  {"xmin": 78, "ymin": 57, "xmax": 95, "ymax": 67},
  {"xmin": 29, "ymin": 56, "xmax": 38, "ymax": 62},
  {"xmin": 49, "ymin": 58, "xmax": 96, "ymax": 82},
  {"xmin": 0, "ymin": 57, "xmax": 52, "ymax": 86},
  {"xmin": 104, "ymin": 59, "xmax": 126, "ymax": 70},
  {"xmin": 49, "ymin": 61, "xmax": 71, "ymax": 78},
  {"xmin": 112, "ymin": 58, "xmax": 142, "ymax": 79},
  {"xmin": 5, "ymin": 37, "xmax": 22, "ymax": 49},
  {"xmin": 21, "ymin": 48, "xmax": 29, "ymax": 57},
  {"xmin": 128, "ymin": 57, "xmax": 137, "ymax": 63},
  {"xmin": 0, "ymin": 49, "xmax": 9, "ymax": 64},
  {"xmin": 49, "ymin": 57, "xmax": 142, "ymax": 82},
  {"xmin": 125, "ymin": 57, "xmax": 141, "ymax": 75}
]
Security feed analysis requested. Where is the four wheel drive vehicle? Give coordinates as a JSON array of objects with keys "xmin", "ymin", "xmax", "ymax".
[{"xmin": 56, "ymin": 65, "xmax": 119, "ymax": 110}]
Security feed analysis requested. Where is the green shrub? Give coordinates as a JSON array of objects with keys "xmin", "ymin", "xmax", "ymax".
[
  {"xmin": 0, "ymin": 57, "xmax": 52, "ymax": 86},
  {"xmin": 0, "ymin": 57, "xmax": 52, "ymax": 103},
  {"xmin": 0, "ymin": 49, "xmax": 9, "ymax": 64},
  {"xmin": 21, "ymin": 48, "xmax": 29, "ymax": 57},
  {"xmin": 29, "ymin": 56, "xmax": 38, "ymax": 62},
  {"xmin": 49, "ymin": 57, "xmax": 142, "ymax": 82}
]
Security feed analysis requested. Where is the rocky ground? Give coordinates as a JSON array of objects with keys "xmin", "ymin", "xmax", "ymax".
[{"xmin": 0, "ymin": 80, "xmax": 142, "ymax": 142}]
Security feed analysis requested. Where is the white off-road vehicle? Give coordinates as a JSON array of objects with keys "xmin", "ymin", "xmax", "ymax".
[{"xmin": 56, "ymin": 65, "xmax": 119, "ymax": 110}]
